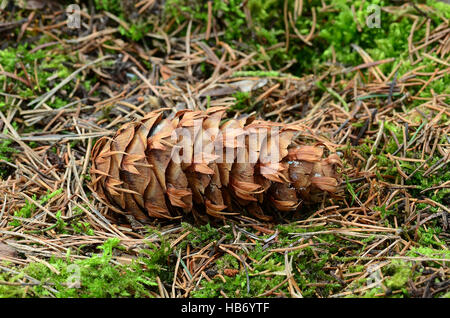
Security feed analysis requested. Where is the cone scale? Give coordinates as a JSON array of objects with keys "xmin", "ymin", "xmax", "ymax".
[{"xmin": 90, "ymin": 107, "xmax": 342, "ymax": 222}]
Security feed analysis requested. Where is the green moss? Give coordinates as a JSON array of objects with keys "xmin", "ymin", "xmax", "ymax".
[
  {"xmin": 0, "ymin": 238, "xmax": 178, "ymax": 298},
  {"xmin": 216, "ymin": 253, "xmax": 239, "ymax": 271},
  {"xmin": 348, "ymin": 265, "xmax": 365, "ymax": 273},
  {"xmin": 192, "ymin": 272, "xmax": 285, "ymax": 298},
  {"xmin": 182, "ymin": 223, "xmax": 226, "ymax": 248},
  {"xmin": 230, "ymin": 91, "xmax": 252, "ymax": 111},
  {"xmin": 427, "ymin": 0, "xmax": 450, "ymax": 19},
  {"xmin": 417, "ymin": 226, "xmax": 444, "ymax": 248},
  {"xmin": 9, "ymin": 189, "xmax": 63, "ymax": 227},
  {"xmin": 161, "ymin": 0, "xmax": 449, "ymax": 81},
  {"xmin": 232, "ymin": 71, "xmax": 281, "ymax": 77},
  {"xmin": 137, "ymin": 236, "xmax": 174, "ymax": 283},
  {"xmin": 384, "ymin": 260, "xmax": 412, "ymax": 292},
  {"xmin": 70, "ymin": 207, "xmax": 95, "ymax": 236},
  {"xmin": 0, "ymin": 135, "xmax": 17, "ymax": 162},
  {"xmin": 374, "ymin": 205, "xmax": 397, "ymax": 219},
  {"xmin": 0, "ymin": 43, "xmax": 77, "ymax": 108},
  {"xmin": 0, "ymin": 271, "xmax": 28, "ymax": 297},
  {"xmin": 407, "ymin": 246, "xmax": 450, "ymax": 260},
  {"xmin": 94, "ymin": 0, "xmax": 122, "ymax": 15}
]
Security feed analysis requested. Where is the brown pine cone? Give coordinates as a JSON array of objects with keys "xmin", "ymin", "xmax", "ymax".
[{"xmin": 90, "ymin": 107, "xmax": 342, "ymax": 222}]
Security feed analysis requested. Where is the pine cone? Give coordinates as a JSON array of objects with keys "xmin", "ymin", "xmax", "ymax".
[{"xmin": 90, "ymin": 107, "xmax": 342, "ymax": 222}]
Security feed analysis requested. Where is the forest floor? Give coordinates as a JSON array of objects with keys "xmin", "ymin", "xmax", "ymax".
[{"xmin": 0, "ymin": 0, "xmax": 449, "ymax": 298}]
